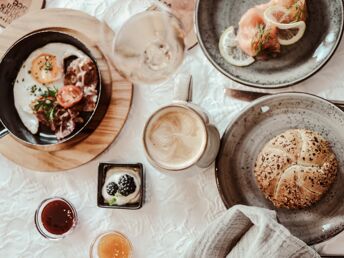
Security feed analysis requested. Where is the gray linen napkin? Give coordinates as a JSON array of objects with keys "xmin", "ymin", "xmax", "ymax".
[{"xmin": 184, "ymin": 205, "xmax": 320, "ymax": 258}]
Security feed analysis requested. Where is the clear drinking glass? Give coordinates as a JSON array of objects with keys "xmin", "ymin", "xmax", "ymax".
[{"xmin": 102, "ymin": 0, "xmax": 186, "ymax": 85}]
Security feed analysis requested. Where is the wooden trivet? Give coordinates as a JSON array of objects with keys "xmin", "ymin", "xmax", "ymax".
[{"xmin": 0, "ymin": 8, "xmax": 133, "ymax": 172}]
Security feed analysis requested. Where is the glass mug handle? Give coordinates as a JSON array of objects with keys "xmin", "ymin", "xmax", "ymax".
[
  {"xmin": 197, "ymin": 124, "xmax": 221, "ymax": 168},
  {"xmin": 173, "ymin": 75, "xmax": 193, "ymax": 103},
  {"xmin": 173, "ymin": 75, "xmax": 210, "ymax": 123}
]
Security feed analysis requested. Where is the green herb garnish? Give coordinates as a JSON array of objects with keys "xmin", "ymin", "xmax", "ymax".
[
  {"xmin": 30, "ymin": 85, "xmax": 37, "ymax": 94},
  {"xmin": 41, "ymin": 87, "xmax": 57, "ymax": 98},
  {"xmin": 109, "ymin": 197, "xmax": 117, "ymax": 206},
  {"xmin": 33, "ymin": 99, "xmax": 57, "ymax": 121},
  {"xmin": 48, "ymin": 107, "xmax": 56, "ymax": 121},
  {"xmin": 43, "ymin": 61, "xmax": 53, "ymax": 71},
  {"xmin": 252, "ymin": 24, "xmax": 272, "ymax": 56},
  {"xmin": 291, "ymin": 1, "xmax": 304, "ymax": 22},
  {"xmin": 33, "ymin": 87, "xmax": 58, "ymax": 121}
]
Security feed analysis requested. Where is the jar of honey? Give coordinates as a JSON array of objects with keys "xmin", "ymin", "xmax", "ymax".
[{"xmin": 90, "ymin": 231, "xmax": 133, "ymax": 258}]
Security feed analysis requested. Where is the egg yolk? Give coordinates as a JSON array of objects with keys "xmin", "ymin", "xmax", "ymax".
[{"xmin": 31, "ymin": 53, "xmax": 60, "ymax": 84}]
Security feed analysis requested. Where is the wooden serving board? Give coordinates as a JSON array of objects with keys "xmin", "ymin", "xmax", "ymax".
[{"xmin": 0, "ymin": 8, "xmax": 133, "ymax": 172}]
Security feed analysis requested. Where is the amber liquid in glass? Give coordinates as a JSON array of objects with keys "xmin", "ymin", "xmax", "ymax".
[
  {"xmin": 97, "ymin": 233, "xmax": 132, "ymax": 258},
  {"xmin": 41, "ymin": 200, "xmax": 75, "ymax": 235}
]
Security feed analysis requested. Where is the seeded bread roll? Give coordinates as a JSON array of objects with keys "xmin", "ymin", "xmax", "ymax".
[{"xmin": 254, "ymin": 129, "xmax": 337, "ymax": 209}]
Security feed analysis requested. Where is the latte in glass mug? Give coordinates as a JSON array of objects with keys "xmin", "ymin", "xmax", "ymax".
[{"xmin": 144, "ymin": 105, "xmax": 207, "ymax": 170}]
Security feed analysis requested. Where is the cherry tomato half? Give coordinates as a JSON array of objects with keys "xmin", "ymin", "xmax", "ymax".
[{"xmin": 56, "ymin": 85, "xmax": 83, "ymax": 109}]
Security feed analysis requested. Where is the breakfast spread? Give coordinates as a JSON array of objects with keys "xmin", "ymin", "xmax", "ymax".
[
  {"xmin": 254, "ymin": 129, "xmax": 337, "ymax": 209},
  {"xmin": 219, "ymin": 0, "xmax": 307, "ymax": 66},
  {"xmin": 101, "ymin": 167, "xmax": 141, "ymax": 206},
  {"xmin": 13, "ymin": 42, "xmax": 98, "ymax": 140},
  {"xmin": 1, "ymin": 0, "xmax": 344, "ymax": 256}
]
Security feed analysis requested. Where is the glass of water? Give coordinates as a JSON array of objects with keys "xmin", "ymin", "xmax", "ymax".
[{"xmin": 103, "ymin": 0, "xmax": 186, "ymax": 85}]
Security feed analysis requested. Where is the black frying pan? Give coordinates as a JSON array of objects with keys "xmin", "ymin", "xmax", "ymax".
[{"xmin": 0, "ymin": 30, "xmax": 111, "ymax": 151}]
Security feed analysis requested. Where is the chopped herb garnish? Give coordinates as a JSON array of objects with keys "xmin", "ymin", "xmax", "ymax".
[
  {"xmin": 109, "ymin": 197, "xmax": 117, "ymax": 206},
  {"xmin": 33, "ymin": 86, "xmax": 59, "ymax": 121},
  {"xmin": 291, "ymin": 1, "xmax": 303, "ymax": 22},
  {"xmin": 252, "ymin": 24, "xmax": 272, "ymax": 56},
  {"xmin": 48, "ymin": 107, "xmax": 56, "ymax": 121},
  {"xmin": 41, "ymin": 87, "xmax": 57, "ymax": 98},
  {"xmin": 33, "ymin": 98, "xmax": 57, "ymax": 121},
  {"xmin": 30, "ymin": 85, "xmax": 37, "ymax": 93},
  {"xmin": 43, "ymin": 61, "xmax": 53, "ymax": 71}
]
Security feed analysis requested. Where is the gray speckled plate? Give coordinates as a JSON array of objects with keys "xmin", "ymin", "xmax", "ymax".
[
  {"xmin": 216, "ymin": 93, "xmax": 344, "ymax": 244},
  {"xmin": 196, "ymin": 0, "xmax": 344, "ymax": 88}
]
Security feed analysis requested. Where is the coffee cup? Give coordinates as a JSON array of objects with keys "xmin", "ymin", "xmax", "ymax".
[{"xmin": 143, "ymin": 77, "xmax": 220, "ymax": 173}]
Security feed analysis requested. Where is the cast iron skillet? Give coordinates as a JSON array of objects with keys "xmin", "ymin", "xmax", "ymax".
[{"xmin": 0, "ymin": 31, "xmax": 111, "ymax": 151}]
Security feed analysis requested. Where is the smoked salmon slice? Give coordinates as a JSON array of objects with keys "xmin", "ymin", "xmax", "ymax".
[
  {"xmin": 236, "ymin": 0, "xmax": 306, "ymax": 57},
  {"xmin": 270, "ymin": 0, "xmax": 307, "ymax": 22},
  {"xmin": 237, "ymin": 4, "xmax": 280, "ymax": 57}
]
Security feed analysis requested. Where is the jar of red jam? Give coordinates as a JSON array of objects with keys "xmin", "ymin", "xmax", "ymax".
[{"xmin": 35, "ymin": 197, "xmax": 78, "ymax": 240}]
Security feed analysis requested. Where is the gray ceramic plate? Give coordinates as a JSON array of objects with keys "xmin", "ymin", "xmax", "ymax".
[
  {"xmin": 216, "ymin": 93, "xmax": 344, "ymax": 244},
  {"xmin": 196, "ymin": 0, "xmax": 344, "ymax": 88}
]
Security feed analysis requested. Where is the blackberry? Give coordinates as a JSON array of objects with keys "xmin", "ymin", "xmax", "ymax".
[
  {"xmin": 106, "ymin": 182, "xmax": 119, "ymax": 196},
  {"xmin": 118, "ymin": 174, "xmax": 136, "ymax": 196}
]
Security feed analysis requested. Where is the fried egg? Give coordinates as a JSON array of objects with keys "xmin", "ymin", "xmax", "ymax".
[{"xmin": 13, "ymin": 43, "xmax": 87, "ymax": 134}]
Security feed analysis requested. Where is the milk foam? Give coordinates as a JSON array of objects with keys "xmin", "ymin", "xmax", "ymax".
[{"xmin": 145, "ymin": 106, "xmax": 206, "ymax": 170}]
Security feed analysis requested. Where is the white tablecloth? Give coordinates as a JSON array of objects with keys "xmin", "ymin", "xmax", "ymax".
[{"xmin": 0, "ymin": 0, "xmax": 343, "ymax": 257}]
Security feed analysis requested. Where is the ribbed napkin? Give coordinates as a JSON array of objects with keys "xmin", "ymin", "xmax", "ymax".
[{"xmin": 184, "ymin": 205, "xmax": 320, "ymax": 258}]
